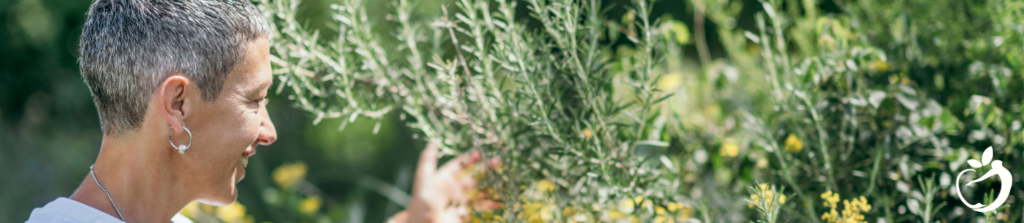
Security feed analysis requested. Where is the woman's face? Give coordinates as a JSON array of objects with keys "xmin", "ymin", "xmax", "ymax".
[{"xmin": 186, "ymin": 38, "xmax": 277, "ymax": 205}]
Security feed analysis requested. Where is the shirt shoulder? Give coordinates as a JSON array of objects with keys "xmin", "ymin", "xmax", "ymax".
[{"xmin": 25, "ymin": 198, "xmax": 124, "ymax": 223}]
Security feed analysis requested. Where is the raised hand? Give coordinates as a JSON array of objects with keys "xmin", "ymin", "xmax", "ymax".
[{"xmin": 392, "ymin": 144, "xmax": 498, "ymax": 223}]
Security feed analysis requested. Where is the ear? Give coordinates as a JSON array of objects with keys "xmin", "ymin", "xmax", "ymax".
[{"xmin": 159, "ymin": 74, "xmax": 192, "ymax": 132}]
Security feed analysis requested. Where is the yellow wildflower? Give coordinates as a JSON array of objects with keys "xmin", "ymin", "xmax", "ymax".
[
  {"xmin": 618, "ymin": 197, "xmax": 636, "ymax": 214},
  {"xmin": 654, "ymin": 202, "xmax": 693, "ymax": 223},
  {"xmin": 607, "ymin": 209, "xmax": 627, "ymax": 221},
  {"xmin": 720, "ymin": 139, "xmax": 739, "ymax": 157},
  {"xmin": 748, "ymin": 184, "xmax": 786, "ymax": 209},
  {"xmin": 784, "ymin": 134, "xmax": 802, "ymax": 153},
  {"xmin": 582, "ymin": 128, "xmax": 593, "ymax": 139},
  {"xmin": 299, "ymin": 196, "xmax": 322, "ymax": 215},
  {"xmin": 469, "ymin": 212, "xmax": 502, "ymax": 223},
  {"xmin": 272, "ymin": 162, "xmax": 307, "ymax": 190},
  {"xmin": 536, "ymin": 179, "xmax": 556, "ymax": 193},
  {"xmin": 657, "ymin": 72, "xmax": 684, "ymax": 90},
  {"xmin": 562, "ymin": 206, "xmax": 577, "ymax": 218},
  {"xmin": 654, "ymin": 215, "xmax": 669, "ymax": 223},
  {"xmin": 868, "ymin": 60, "xmax": 889, "ymax": 72},
  {"xmin": 517, "ymin": 198, "xmax": 558, "ymax": 223},
  {"xmin": 562, "ymin": 206, "xmax": 590, "ymax": 223},
  {"xmin": 179, "ymin": 201, "xmax": 200, "ymax": 218},
  {"xmin": 821, "ymin": 191, "xmax": 840, "ymax": 207},
  {"xmin": 821, "ymin": 191, "xmax": 871, "ymax": 223},
  {"xmin": 677, "ymin": 205, "xmax": 693, "ymax": 221},
  {"xmin": 667, "ymin": 202, "xmax": 686, "ymax": 213},
  {"xmin": 200, "ymin": 203, "xmax": 215, "ymax": 213},
  {"xmin": 217, "ymin": 201, "xmax": 246, "ymax": 223},
  {"xmin": 634, "ymin": 196, "xmax": 653, "ymax": 210}
]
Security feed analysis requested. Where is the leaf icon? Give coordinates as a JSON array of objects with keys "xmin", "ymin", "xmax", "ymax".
[
  {"xmin": 967, "ymin": 159, "xmax": 982, "ymax": 168},
  {"xmin": 982, "ymin": 146, "xmax": 993, "ymax": 166}
]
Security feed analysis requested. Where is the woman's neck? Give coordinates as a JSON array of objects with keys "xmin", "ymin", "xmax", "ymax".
[{"xmin": 70, "ymin": 131, "xmax": 193, "ymax": 223}]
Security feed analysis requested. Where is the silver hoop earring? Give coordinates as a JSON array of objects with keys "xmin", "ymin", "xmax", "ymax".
[{"xmin": 168, "ymin": 126, "xmax": 193, "ymax": 154}]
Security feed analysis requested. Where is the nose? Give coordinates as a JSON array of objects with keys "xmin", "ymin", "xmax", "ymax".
[{"xmin": 257, "ymin": 102, "xmax": 277, "ymax": 145}]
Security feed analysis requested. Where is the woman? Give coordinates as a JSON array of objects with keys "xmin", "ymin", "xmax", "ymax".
[{"xmin": 25, "ymin": 0, "xmax": 485, "ymax": 222}]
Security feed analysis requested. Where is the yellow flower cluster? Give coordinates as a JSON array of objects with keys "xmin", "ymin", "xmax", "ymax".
[
  {"xmin": 748, "ymin": 183, "xmax": 786, "ymax": 209},
  {"xmin": 720, "ymin": 138, "xmax": 739, "ymax": 157},
  {"xmin": 273, "ymin": 162, "xmax": 307, "ymax": 190},
  {"xmin": 608, "ymin": 196, "xmax": 692, "ymax": 223},
  {"xmin": 520, "ymin": 180, "xmax": 570, "ymax": 222},
  {"xmin": 482, "ymin": 180, "xmax": 693, "ymax": 223},
  {"xmin": 299, "ymin": 196, "xmax": 322, "ymax": 215},
  {"xmin": 821, "ymin": 191, "xmax": 871, "ymax": 223},
  {"xmin": 521, "ymin": 200, "xmax": 560, "ymax": 223},
  {"xmin": 784, "ymin": 134, "xmax": 802, "ymax": 153},
  {"xmin": 179, "ymin": 201, "xmax": 254, "ymax": 223},
  {"xmin": 868, "ymin": 59, "xmax": 889, "ymax": 72},
  {"xmin": 657, "ymin": 73, "xmax": 684, "ymax": 90}
]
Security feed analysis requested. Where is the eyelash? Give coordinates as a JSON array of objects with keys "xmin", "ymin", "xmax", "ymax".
[{"xmin": 252, "ymin": 98, "xmax": 268, "ymax": 107}]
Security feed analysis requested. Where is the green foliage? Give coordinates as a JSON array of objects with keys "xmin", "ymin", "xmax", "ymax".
[
  {"xmin": 263, "ymin": 0, "xmax": 1024, "ymax": 221},
  {"xmin": 691, "ymin": 0, "xmax": 1024, "ymax": 222},
  {"xmin": 262, "ymin": 0, "xmax": 691, "ymax": 221}
]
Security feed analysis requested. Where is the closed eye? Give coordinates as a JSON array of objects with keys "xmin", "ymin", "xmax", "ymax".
[{"xmin": 247, "ymin": 97, "xmax": 266, "ymax": 110}]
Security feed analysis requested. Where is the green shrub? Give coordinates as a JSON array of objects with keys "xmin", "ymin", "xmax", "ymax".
[
  {"xmin": 255, "ymin": 0, "xmax": 1024, "ymax": 221},
  {"xmin": 261, "ymin": 0, "xmax": 690, "ymax": 221}
]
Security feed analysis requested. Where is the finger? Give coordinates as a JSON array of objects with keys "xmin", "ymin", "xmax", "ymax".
[
  {"xmin": 440, "ymin": 150, "xmax": 482, "ymax": 174},
  {"xmin": 474, "ymin": 200, "xmax": 501, "ymax": 212},
  {"xmin": 486, "ymin": 157, "xmax": 501, "ymax": 169},
  {"xmin": 449, "ymin": 180, "xmax": 470, "ymax": 204},
  {"xmin": 460, "ymin": 175, "xmax": 477, "ymax": 190},
  {"xmin": 415, "ymin": 143, "xmax": 440, "ymax": 182},
  {"xmin": 456, "ymin": 205, "xmax": 470, "ymax": 223},
  {"xmin": 437, "ymin": 205, "xmax": 465, "ymax": 223}
]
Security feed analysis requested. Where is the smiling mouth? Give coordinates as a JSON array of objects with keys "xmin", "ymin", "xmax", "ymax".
[{"xmin": 240, "ymin": 156, "xmax": 249, "ymax": 168}]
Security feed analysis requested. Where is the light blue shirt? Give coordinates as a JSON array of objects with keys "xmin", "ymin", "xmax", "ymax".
[{"xmin": 25, "ymin": 198, "xmax": 193, "ymax": 223}]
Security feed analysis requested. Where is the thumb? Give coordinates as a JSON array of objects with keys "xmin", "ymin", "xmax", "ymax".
[{"xmin": 415, "ymin": 143, "xmax": 440, "ymax": 183}]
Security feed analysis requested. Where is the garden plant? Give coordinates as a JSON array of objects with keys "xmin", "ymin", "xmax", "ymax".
[{"xmin": 180, "ymin": 0, "xmax": 1024, "ymax": 222}]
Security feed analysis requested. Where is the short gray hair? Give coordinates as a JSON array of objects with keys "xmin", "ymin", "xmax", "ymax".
[{"xmin": 80, "ymin": 0, "xmax": 269, "ymax": 136}]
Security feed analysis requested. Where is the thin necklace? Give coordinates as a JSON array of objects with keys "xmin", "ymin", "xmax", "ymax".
[{"xmin": 90, "ymin": 165, "xmax": 126, "ymax": 221}]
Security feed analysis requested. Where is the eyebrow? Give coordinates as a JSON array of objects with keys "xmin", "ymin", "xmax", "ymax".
[{"xmin": 249, "ymin": 78, "xmax": 273, "ymax": 96}]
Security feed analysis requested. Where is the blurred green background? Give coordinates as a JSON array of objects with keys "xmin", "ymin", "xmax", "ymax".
[{"xmin": 0, "ymin": 0, "xmax": 698, "ymax": 222}]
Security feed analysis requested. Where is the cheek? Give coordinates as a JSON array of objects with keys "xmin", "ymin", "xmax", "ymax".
[
  {"xmin": 201, "ymin": 107, "xmax": 259, "ymax": 157},
  {"xmin": 223, "ymin": 111, "xmax": 262, "ymax": 152},
  {"xmin": 243, "ymin": 112, "xmax": 262, "ymax": 140}
]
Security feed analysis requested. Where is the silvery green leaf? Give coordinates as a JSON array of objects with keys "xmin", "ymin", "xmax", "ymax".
[
  {"xmin": 907, "ymin": 199, "xmax": 920, "ymax": 215},
  {"xmin": 899, "ymin": 85, "xmax": 917, "ymax": 96},
  {"xmin": 744, "ymin": 31, "xmax": 760, "ymax": 43},
  {"xmin": 910, "ymin": 191, "xmax": 924, "ymax": 201},
  {"xmin": 868, "ymin": 90, "xmax": 887, "ymax": 108},
  {"xmin": 761, "ymin": 2, "xmax": 777, "ymax": 20},
  {"xmin": 895, "ymin": 93, "xmax": 919, "ymax": 110},
  {"xmin": 636, "ymin": 140, "xmax": 669, "ymax": 147},
  {"xmin": 847, "ymin": 95, "xmax": 867, "ymax": 107},
  {"xmin": 897, "ymin": 181, "xmax": 910, "ymax": 193},
  {"xmin": 659, "ymin": 155, "xmax": 674, "ymax": 169}
]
